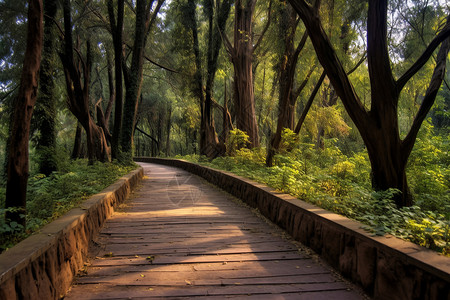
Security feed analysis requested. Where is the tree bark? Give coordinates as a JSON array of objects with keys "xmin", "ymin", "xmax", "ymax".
[
  {"xmin": 200, "ymin": 0, "xmax": 232, "ymax": 157},
  {"xmin": 71, "ymin": 122, "xmax": 83, "ymax": 159},
  {"xmin": 34, "ymin": 0, "xmax": 58, "ymax": 176},
  {"xmin": 5, "ymin": 0, "xmax": 43, "ymax": 226},
  {"xmin": 107, "ymin": 0, "xmax": 124, "ymax": 159},
  {"xmin": 121, "ymin": 0, "xmax": 164, "ymax": 156},
  {"xmin": 266, "ymin": 5, "xmax": 309, "ymax": 167},
  {"xmin": 232, "ymin": 0, "xmax": 259, "ymax": 147},
  {"xmin": 61, "ymin": 0, "xmax": 110, "ymax": 164},
  {"xmin": 165, "ymin": 106, "xmax": 172, "ymax": 156}
]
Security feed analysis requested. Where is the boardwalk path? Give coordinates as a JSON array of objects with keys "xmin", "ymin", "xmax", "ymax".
[{"xmin": 65, "ymin": 163, "xmax": 366, "ymax": 299}]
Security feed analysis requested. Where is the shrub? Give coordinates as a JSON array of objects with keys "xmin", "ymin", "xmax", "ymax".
[{"xmin": 0, "ymin": 159, "xmax": 137, "ymax": 252}]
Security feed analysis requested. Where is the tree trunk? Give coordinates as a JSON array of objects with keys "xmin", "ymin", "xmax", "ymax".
[
  {"xmin": 61, "ymin": 0, "xmax": 110, "ymax": 164},
  {"xmin": 232, "ymin": 0, "xmax": 259, "ymax": 148},
  {"xmin": 104, "ymin": 50, "xmax": 115, "ymax": 125},
  {"xmin": 71, "ymin": 123, "xmax": 83, "ymax": 159},
  {"xmin": 202, "ymin": 0, "xmax": 232, "ymax": 157},
  {"xmin": 120, "ymin": 0, "xmax": 147, "ymax": 155},
  {"xmin": 121, "ymin": 0, "xmax": 164, "ymax": 157},
  {"xmin": 33, "ymin": 0, "xmax": 58, "ymax": 176},
  {"xmin": 166, "ymin": 106, "xmax": 172, "ymax": 157},
  {"xmin": 107, "ymin": 0, "xmax": 124, "ymax": 159},
  {"xmin": 266, "ymin": 8, "xmax": 309, "ymax": 167},
  {"xmin": 5, "ymin": 0, "xmax": 43, "ymax": 226}
]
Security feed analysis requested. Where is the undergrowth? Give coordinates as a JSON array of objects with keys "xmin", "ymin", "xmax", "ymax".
[
  {"xmin": 179, "ymin": 127, "xmax": 450, "ymax": 256},
  {"xmin": 0, "ymin": 159, "xmax": 137, "ymax": 252}
]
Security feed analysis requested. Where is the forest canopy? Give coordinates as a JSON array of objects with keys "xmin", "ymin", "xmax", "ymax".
[{"xmin": 0, "ymin": 0, "xmax": 449, "ymax": 253}]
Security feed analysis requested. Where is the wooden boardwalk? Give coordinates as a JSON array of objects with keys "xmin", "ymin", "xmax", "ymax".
[{"xmin": 65, "ymin": 163, "xmax": 366, "ymax": 299}]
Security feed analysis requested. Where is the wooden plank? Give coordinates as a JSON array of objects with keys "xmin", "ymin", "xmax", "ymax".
[
  {"xmin": 90, "ymin": 251, "xmax": 308, "ymax": 267},
  {"xmin": 82, "ymin": 262, "xmax": 329, "ymax": 277},
  {"xmin": 100, "ymin": 242, "xmax": 300, "ymax": 256},
  {"xmin": 66, "ymin": 283, "xmax": 354, "ymax": 298},
  {"xmin": 76, "ymin": 273, "xmax": 338, "ymax": 286}
]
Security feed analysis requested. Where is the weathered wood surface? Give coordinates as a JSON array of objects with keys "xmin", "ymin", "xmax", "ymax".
[{"xmin": 65, "ymin": 163, "xmax": 366, "ymax": 299}]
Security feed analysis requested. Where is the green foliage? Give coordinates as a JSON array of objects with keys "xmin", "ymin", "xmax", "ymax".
[
  {"xmin": 0, "ymin": 159, "xmax": 137, "ymax": 252},
  {"xmin": 181, "ymin": 130, "xmax": 450, "ymax": 256},
  {"xmin": 226, "ymin": 129, "xmax": 250, "ymax": 156}
]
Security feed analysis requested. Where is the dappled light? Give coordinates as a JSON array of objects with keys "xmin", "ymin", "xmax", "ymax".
[{"xmin": 65, "ymin": 163, "xmax": 364, "ymax": 299}]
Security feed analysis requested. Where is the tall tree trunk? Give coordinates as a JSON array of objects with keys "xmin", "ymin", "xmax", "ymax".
[
  {"xmin": 203, "ymin": 0, "xmax": 232, "ymax": 157},
  {"xmin": 61, "ymin": 0, "xmax": 110, "ymax": 164},
  {"xmin": 183, "ymin": 0, "xmax": 208, "ymax": 155},
  {"xmin": 34, "ymin": 0, "xmax": 58, "ymax": 176},
  {"xmin": 107, "ymin": 0, "xmax": 124, "ymax": 159},
  {"xmin": 121, "ymin": 0, "xmax": 164, "ymax": 156},
  {"xmin": 166, "ymin": 106, "xmax": 172, "ymax": 157},
  {"xmin": 5, "ymin": 0, "xmax": 43, "ymax": 226},
  {"xmin": 232, "ymin": 0, "xmax": 259, "ymax": 147},
  {"xmin": 120, "ymin": 0, "xmax": 147, "ymax": 155},
  {"xmin": 104, "ymin": 50, "xmax": 115, "ymax": 125},
  {"xmin": 266, "ymin": 6, "xmax": 309, "ymax": 166},
  {"xmin": 288, "ymin": 0, "xmax": 450, "ymax": 207}
]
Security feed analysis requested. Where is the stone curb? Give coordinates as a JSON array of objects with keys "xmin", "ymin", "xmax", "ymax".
[
  {"xmin": 0, "ymin": 167, "xmax": 144, "ymax": 300},
  {"xmin": 135, "ymin": 157, "xmax": 450, "ymax": 300}
]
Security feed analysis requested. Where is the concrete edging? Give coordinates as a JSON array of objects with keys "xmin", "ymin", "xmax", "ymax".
[
  {"xmin": 135, "ymin": 157, "xmax": 450, "ymax": 300},
  {"xmin": 0, "ymin": 167, "xmax": 143, "ymax": 299}
]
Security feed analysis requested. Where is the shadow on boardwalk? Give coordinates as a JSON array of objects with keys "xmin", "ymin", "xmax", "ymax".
[{"xmin": 65, "ymin": 163, "xmax": 367, "ymax": 299}]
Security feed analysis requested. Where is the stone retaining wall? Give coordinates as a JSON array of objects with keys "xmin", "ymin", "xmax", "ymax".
[
  {"xmin": 135, "ymin": 157, "xmax": 450, "ymax": 300},
  {"xmin": 0, "ymin": 167, "xmax": 143, "ymax": 300}
]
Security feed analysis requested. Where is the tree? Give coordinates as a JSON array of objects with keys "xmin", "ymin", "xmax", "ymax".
[
  {"xmin": 223, "ymin": 0, "xmax": 272, "ymax": 148},
  {"xmin": 107, "ymin": 0, "xmax": 124, "ymax": 159},
  {"xmin": 201, "ymin": 0, "xmax": 232, "ymax": 157},
  {"xmin": 5, "ymin": 0, "xmax": 43, "ymax": 226},
  {"xmin": 120, "ymin": 0, "xmax": 164, "ymax": 156},
  {"xmin": 60, "ymin": 0, "xmax": 110, "ymax": 164},
  {"xmin": 180, "ymin": 0, "xmax": 232, "ymax": 157},
  {"xmin": 33, "ymin": 0, "xmax": 58, "ymax": 176},
  {"xmin": 288, "ymin": 0, "xmax": 450, "ymax": 207},
  {"xmin": 266, "ymin": 2, "xmax": 312, "ymax": 166}
]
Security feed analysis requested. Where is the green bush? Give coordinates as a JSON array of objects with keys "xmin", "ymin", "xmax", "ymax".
[{"xmin": 0, "ymin": 159, "xmax": 137, "ymax": 252}]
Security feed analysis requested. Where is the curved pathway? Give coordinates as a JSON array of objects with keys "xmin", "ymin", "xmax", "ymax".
[{"xmin": 65, "ymin": 162, "xmax": 367, "ymax": 299}]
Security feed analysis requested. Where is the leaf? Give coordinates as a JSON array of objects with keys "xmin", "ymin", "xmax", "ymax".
[{"xmin": 103, "ymin": 252, "xmax": 114, "ymax": 257}]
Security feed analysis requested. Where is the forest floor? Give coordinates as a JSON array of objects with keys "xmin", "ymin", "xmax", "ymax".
[{"xmin": 65, "ymin": 162, "xmax": 368, "ymax": 299}]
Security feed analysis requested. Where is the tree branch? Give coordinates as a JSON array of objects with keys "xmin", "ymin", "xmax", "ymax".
[
  {"xmin": 144, "ymin": 55, "xmax": 180, "ymax": 73},
  {"xmin": 135, "ymin": 126, "xmax": 159, "ymax": 149},
  {"xmin": 253, "ymin": 0, "xmax": 273, "ymax": 52},
  {"xmin": 294, "ymin": 70, "xmax": 326, "ymax": 134},
  {"xmin": 347, "ymin": 51, "xmax": 366, "ymax": 75},
  {"xmin": 292, "ymin": 64, "xmax": 316, "ymax": 101},
  {"xmin": 218, "ymin": 26, "xmax": 233, "ymax": 58},
  {"xmin": 402, "ymin": 37, "xmax": 450, "ymax": 161},
  {"xmin": 396, "ymin": 16, "xmax": 450, "ymax": 92}
]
